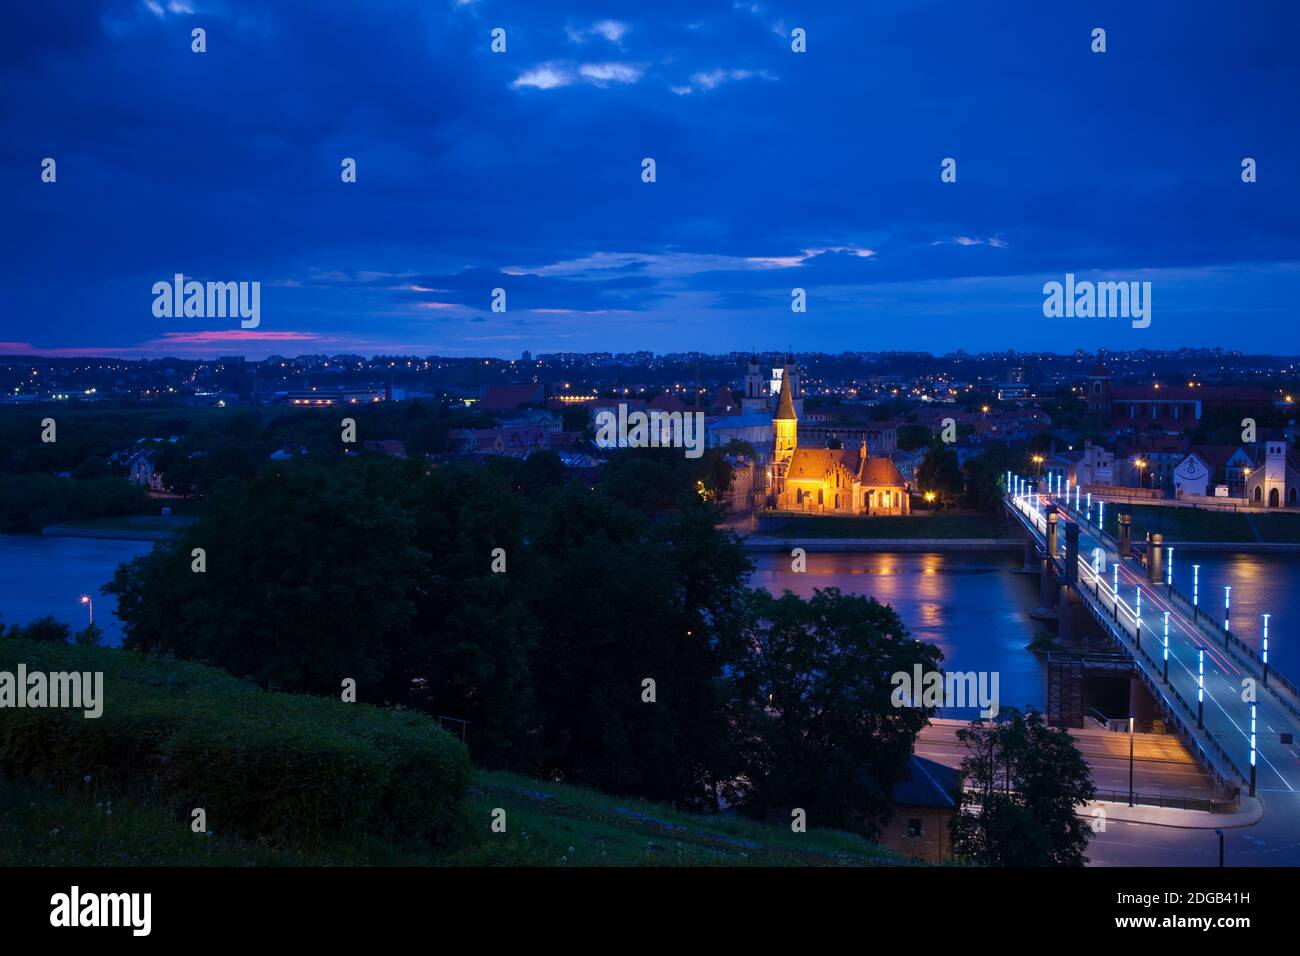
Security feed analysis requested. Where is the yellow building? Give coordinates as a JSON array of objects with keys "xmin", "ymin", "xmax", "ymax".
[{"xmin": 772, "ymin": 368, "xmax": 910, "ymax": 515}]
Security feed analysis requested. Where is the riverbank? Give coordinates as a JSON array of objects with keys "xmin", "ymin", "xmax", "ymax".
[
  {"xmin": 754, "ymin": 512, "xmax": 1015, "ymax": 539},
  {"xmin": 41, "ymin": 515, "xmax": 192, "ymax": 541},
  {"xmin": 742, "ymin": 536, "xmax": 1021, "ymax": 552}
]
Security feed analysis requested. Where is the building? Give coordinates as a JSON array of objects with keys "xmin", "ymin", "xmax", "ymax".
[
  {"xmin": 876, "ymin": 755, "xmax": 962, "ymax": 864},
  {"xmin": 771, "ymin": 369, "xmax": 909, "ymax": 515},
  {"xmin": 1086, "ymin": 363, "xmax": 1272, "ymax": 435},
  {"xmin": 1173, "ymin": 445, "xmax": 1252, "ymax": 498},
  {"xmin": 1246, "ymin": 438, "xmax": 1300, "ymax": 508},
  {"xmin": 1070, "ymin": 440, "xmax": 1114, "ymax": 488}
]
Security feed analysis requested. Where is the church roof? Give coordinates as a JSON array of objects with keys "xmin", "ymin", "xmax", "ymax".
[
  {"xmin": 1089, "ymin": 362, "xmax": 1110, "ymax": 377},
  {"xmin": 774, "ymin": 368, "xmax": 797, "ymax": 420},
  {"xmin": 858, "ymin": 455, "xmax": 906, "ymax": 487},
  {"xmin": 710, "ymin": 386, "xmax": 739, "ymax": 414},
  {"xmin": 786, "ymin": 447, "xmax": 860, "ymax": 481}
]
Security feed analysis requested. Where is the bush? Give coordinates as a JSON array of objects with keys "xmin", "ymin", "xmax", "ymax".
[{"xmin": 0, "ymin": 637, "xmax": 469, "ymax": 846}]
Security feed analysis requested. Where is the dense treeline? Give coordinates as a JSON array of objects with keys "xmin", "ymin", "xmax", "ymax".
[{"xmin": 107, "ymin": 452, "xmax": 939, "ymax": 833}]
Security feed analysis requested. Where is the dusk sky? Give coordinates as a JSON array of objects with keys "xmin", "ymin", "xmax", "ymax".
[{"xmin": 3, "ymin": 0, "xmax": 1298, "ymax": 359}]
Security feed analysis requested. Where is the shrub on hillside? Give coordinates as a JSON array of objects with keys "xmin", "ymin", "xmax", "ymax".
[{"xmin": 0, "ymin": 638, "xmax": 469, "ymax": 845}]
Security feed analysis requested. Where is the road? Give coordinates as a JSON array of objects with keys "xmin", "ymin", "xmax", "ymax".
[{"xmin": 1009, "ymin": 489, "xmax": 1300, "ymax": 796}]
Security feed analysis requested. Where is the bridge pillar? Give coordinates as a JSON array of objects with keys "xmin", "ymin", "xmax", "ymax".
[
  {"xmin": 1045, "ymin": 508, "xmax": 1059, "ymax": 557},
  {"xmin": 1148, "ymin": 533, "xmax": 1163, "ymax": 584},
  {"xmin": 1119, "ymin": 514, "xmax": 1132, "ymax": 556},
  {"xmin": 1023, "ymin": 538, "xmax": 1037, "ymax": 571},
  {"xmin": 1058, "ymin": 584, "xmax": 1076, "ymax": 642}
]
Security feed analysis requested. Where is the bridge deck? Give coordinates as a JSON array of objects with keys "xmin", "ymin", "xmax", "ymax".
[{"xmin": 1006, "ymin": 492, "xmax": 1300, "ymax": 797}]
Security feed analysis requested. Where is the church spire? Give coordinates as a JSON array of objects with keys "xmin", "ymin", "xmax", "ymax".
[{"xmin": 774, "ymin": 366, "xmax": 797, "ymax": 421}]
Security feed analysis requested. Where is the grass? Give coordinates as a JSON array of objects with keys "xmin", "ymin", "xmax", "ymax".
[
  {"xmin": 1111, "ymin": 505, "xmax": 1300, "ymax": 544},
  {"xmin": 763, "ymin": 512, "xmax": 1014, "ymax": 540},
  {"xmin": 0, "ymin": 769, "xmax": 908, "ymax": 867}
]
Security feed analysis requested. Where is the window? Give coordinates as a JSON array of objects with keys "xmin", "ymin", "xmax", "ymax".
[{"xmin": 907, "ymin": 818, "xmax": 923, "ymax": 838}]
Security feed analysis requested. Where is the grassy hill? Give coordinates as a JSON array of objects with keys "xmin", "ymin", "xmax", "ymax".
[
  {"xmin": 0, "ymin": 636, "xmax": 905, "ymax": 867},
  {"xmin": 0, "ymin": 768, "xmax": 905, "ymax": 867}
]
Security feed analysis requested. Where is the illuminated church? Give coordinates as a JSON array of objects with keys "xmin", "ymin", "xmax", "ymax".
[{"xmin": 770, "ymin": 366, "xmax": 910, "ymax": 515}]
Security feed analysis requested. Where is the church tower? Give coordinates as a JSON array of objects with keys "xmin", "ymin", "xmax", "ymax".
[
  {"xmin": 784, "ymin": 352, "xmax": 805, "ymax": 418},
  {"xmin": 742, "ymin": 354, "xmax": 767, "ymax": 413},
  {"xmin": 773, "ymin": 366, "xmax": 798, "ymax": 469},
  {"xmin": 1086, "ymin": 360, "xmax": 1112, "ymax": 415}
]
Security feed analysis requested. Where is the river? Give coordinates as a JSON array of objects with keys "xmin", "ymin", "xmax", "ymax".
[
  {"xmin": 1, "ymin": 533, "xmax": 1296, "ymax": 689},
  {"xmin": 749, "ymin": 548, "xmax": 1300, "ymax": 714},
  {"xmin": 0, "ymin": 534, "xmax": 155, "ymax": 646}
]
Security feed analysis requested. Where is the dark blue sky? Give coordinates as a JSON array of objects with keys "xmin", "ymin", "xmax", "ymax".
[{"xmin": 3, "ymin": 0, "xmax": 1298, "ymax": 359}]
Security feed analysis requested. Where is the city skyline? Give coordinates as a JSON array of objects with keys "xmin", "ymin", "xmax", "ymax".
[{"xmin": 4, "ymin": 0, "xmax": 1300, "ymax": 359}]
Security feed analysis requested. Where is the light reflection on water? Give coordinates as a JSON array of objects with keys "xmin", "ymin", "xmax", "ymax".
[
  {"xmin": 749, "ymin": 550, "xmax": 1049, "ymax": 712},
  {"xmin": 750, "ymin": 548, "xmax": 1300, "ymax": 708}
]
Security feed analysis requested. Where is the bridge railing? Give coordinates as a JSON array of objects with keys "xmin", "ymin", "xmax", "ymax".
[{"xmin": 1004, "ymin": 497, "xmax": 1243, "ymax": 788}]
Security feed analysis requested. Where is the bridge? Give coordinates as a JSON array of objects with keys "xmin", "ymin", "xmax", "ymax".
[{"xmin": 1003, "ymin": 481, "xmax": 1300, "ymax": 803}]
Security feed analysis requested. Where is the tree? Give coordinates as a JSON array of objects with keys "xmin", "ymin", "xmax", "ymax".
[
  {"xmin": 728, "ymin": 588, "xmax": 942, "ymax": 835},
  {"xmin": 896, "ymin": 424, "xmax": 932, "ymax": 451},
  {"xmin": 950, "ymin": 709, "xmax": 1096, "ymax": 866},
  {"xmin": 15, "ymin": 616, "xmax": 71, "ymax": 643},
  {"xmin": 961, "ymin": 442, "xmax": 1024, "ymax": 512},
  {"xmin": 108, "ymin": 461, "xmax": 425, "ymax": 695},
  {"xmin": 73, "ymin": 622, "xmax": 103, "ymax": 647},
  {"xmin": 916, "ymin": 445, "xmax": 964, "ymax": 508}
]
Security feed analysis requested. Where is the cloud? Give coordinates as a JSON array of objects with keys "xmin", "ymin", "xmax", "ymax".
[
  {"xmin": 512, "ymin": 63, "xmax": 574, "ymax": 90},
  {"xmin": 578, "ymin": 61, "xmax": 643, "ymax": 85},
  {"xmin": 677, "ymin": 68, "xmax": 772, "ymax": 94},
  {"xmin": 941, "ymin": 236, "xmax": 1009, "ymax": 248},
  {"xmin": 567, "ymin": 20, "xmax": 629, "ymax": 45},
  {"xmin": 512, "ymin": 61, "xmax": 644, "ymax": 90},
  {"xmin": 144, "ymin": 330, "xmax": 325, "ymax": 344}
]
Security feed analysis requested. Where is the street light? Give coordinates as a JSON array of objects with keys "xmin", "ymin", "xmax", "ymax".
[
  {"xmin": 1193, "ymin": 564, "xmax": 1200, "ymax": 621},
  {"xmin": 1135, "ymin": 586, "xmax": 1142, "ymax": 648},
  {"xmin": 1166, "ymin": 547, "xmax": 1173, "ymax": 591},
  {"xmin": 1099, "ymin": 500, "xmax": 1105, "ymax": 535},
  {"xmin": 1249, "ymin": 702, "xmax": 1257, "ymax": 798},
  {"xmin": 1224, "ymin": 585, "xmax": 1232, "ymax": 648},
  {"xmin": 1112, "ymin": 564, "xmax": 1120, "ymax": 622},
  {"xmin": 1197, "ymin": 649, "xmax": 1204, "ymax": 728},
  {"xmin": 1134, "ymin": 458, "xmax": 1146, "ymax": 488},
  {"xmin": 79, "ymin": 595, "xmax": 92, "ymax": 626},
  {"xmin": 1032, "ymin": 454, "xmax": 1044, "ymax": 478},
  {"xmin": 1128, "ymin": 714, "xmax": 1135, "ymax": 807},
  {"xmin": 1263, "ymin": 613, "xmax": 1270, "ymax": 685},
  {"xmin": 1163, "ymin": 611, "xmax": 1170, "ymax": 683}
]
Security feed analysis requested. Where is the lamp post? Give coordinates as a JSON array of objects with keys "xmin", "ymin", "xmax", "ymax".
[
  {"xmin": 1166, "ymin": 547, "xmax": 1173, "ymax": 595},
  {"xmin": 1262, "ymin": 613, "xmax": 1270, "ymax": 686},
  {"xmin": 1128, "ymin": 714, "xmax": 1135, "ymax": 807},
  {"xmin": 79, "ymin": 595, "xmax": 92, "ymax": 626},
  {"xmin": 1193, "ymin": 564, "xmax": 1200, "ymax": 621},
  {"xmin": 1215, "ymin": 829, "xmax": 1225, "ymax": 868},
  {"xmin": 1163, "ymin": 611, "xmax": 1170, "ymax": 683},
  {"xmin": 1112, "ymin": 564, "xmax": 1120, "ymax": 621},
  {"xmin": 1099, "ymin": 500, "xmax": 1105, "ymax": 536},
  {"xmin": 1224, "ymin": 585, "xmax": 1232, "ymax": 649},
  {"xmin": 1249, "ymin": 702, "xmax": 1257, "ymax": 798},
  {"xmin": 1197, "ymin": 649, "xmax": 1204, "ymax": 728},
  {"xmin": 1135, "ymin": 586, "xmax": 1142, "ymax": 648},
  {"xmin": 1033, "ymin": 454, "xmax": 1044, "ymax": 479}
]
